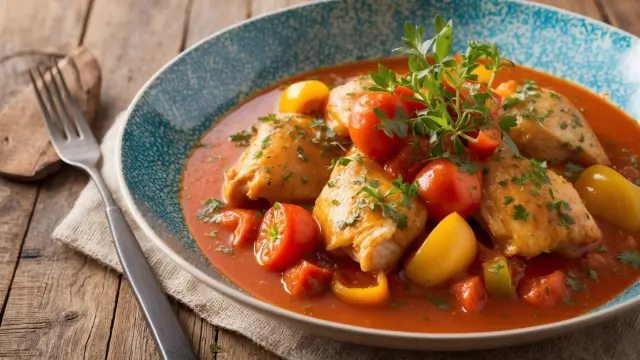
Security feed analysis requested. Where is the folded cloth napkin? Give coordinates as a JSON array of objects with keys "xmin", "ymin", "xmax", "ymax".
[{"xmin": 53, "ymin": 113, "xmax": 640, "ymax": 360}]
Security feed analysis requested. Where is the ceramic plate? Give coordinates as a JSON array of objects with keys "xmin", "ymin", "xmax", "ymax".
[{"xmin": 117, "ymin": 0, "xmax": 640, "ymax": 350}]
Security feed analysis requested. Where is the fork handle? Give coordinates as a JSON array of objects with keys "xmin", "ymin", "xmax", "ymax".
[{"xmin": 105, "ymin": 206, "xmax": 197, "ymax": 360}]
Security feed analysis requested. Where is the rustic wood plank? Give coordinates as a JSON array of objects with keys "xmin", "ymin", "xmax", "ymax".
[
  {"xmin": 0, "ymin": 169, "xmax": 120, "ymax": 359},
  {"xmin": 77, "ymin": 0, "xmax": 197, "ymax": 358},
  {"xmin": 216, "ymin": 331, "xmax": 280, "ymax": 360},
  {"xmin": 0, "ymin": 0, "xmax": 92, "ymax": 109},
  {"xmin": 81, "ymin": 0, "xmax": 191, "ymax": 136},
  {"xmin": 186, "ymin": 0, "xmax": 250, "ymax": 47},
  {"xmin": 533, "ymin": 0, "xmax": 602, "ymax": 19},
  {"xmin": 250, "ymin": 0, "xmax": 311, "ymax": 16},
  {"xmin": 0, "ymin": 179, "xmax": 38, "ymax": 316},
  {"xmin": 0, "ymin": 2, "xmax": 97, "ymax": 359},
  {"xmin": 598, "ymin": 0, "xmax": 640, "ymax": 35}
]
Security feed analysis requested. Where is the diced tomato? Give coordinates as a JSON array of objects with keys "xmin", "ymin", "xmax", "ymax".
[
  {"xmin": 216, "ymin": 209, "xmax": 262, "ymax": 247},
  {"xmin": 517, "ymin": 271, "xmax": 569, "ymax": 307},
  {"xmin": 393, "ymin": 86, "xmax": 427, "ymax": 117},
  {"xmin": 348, "ymin": 92, "xmax": 408, "ymax": 161},
  {"xmin": 254, "ymin": 203, "xmax": 319, "ymax": 271},
  {"xmin": 450, "ymin": 276, "xmax": 487, "ymax": 313},
  {"xmin": 384, "ymin": 137, "xmax": 430, "ymax": 182},
  {"xmin": 466, "ymin": 126, "xmax": 502, "ymax": 160},
  {"xmin": 414, "ymin": 159, "xmax": 483, "ymax": 220},
  {"xmin": 282, "ymin": 261, "xmax": 333, "ymax": 297}
]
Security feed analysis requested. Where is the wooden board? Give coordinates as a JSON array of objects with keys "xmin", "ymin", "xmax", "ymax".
[
  {"xmin": 0, "ymin": 48, "xmax": 102, "ymax": 181},
  {"xmin": 598, "ymin": 0, "xmax": 640, "ymax": 35},
  {"xmin": 0, "ymin": 169, "xmax": 120, "ymax": 359},
  {"xmin": 0, "ymin": 1, "xmax": 93, "ymax": 357}
]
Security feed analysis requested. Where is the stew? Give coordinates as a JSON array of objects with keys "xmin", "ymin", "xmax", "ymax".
[{"xmin": 180, "ymin": 16, "xmax": 640, "ymax": 333}]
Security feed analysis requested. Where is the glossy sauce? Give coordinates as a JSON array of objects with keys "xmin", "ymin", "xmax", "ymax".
[{"xmin": 180, "ymin": 58, "xmax": 640, "ymax": 333}]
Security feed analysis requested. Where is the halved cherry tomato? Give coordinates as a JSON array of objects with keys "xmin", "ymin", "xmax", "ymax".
[
  {"xmin": 517, "ymin": 271, "xmax": 569, "ymax": 307},
  {"xmin": 384, "ymin": 137, "xmax": 430, "ymax": 182},
  {"xmin": 349, "ymin": 92, "xmax": 407, "ymax": 161},
  {"xmin": 216, "ymin": 209, "xmax": 262, "ymax": 247},
  {"xmin": 450, "ymin": 276, "xmax": 487, "ymax": 313},
  {"xmin": 282, "ymin": 261, "xmax": 333, "ymax": 297},
  {"xmin": 254, "ymin": 203, "xmax": 319, "ymax": 271},
  {"xmin": 414, "ymin": 159, "xmax": 483, "ymax": 220},
  {"xmin": 330, "ymin": 271, "xmax": 390, "ymax": 306},
  {"xmin": 467, "ymin": 126, "xmax": 502, "ymax": 160},
  {"xmin": 394, "ymin": 86, "xmax": 427, "ymax": 117}
]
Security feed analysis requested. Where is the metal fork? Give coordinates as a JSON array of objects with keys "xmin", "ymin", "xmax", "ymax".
[{"xmin": 29, "ymin": 61, "xmax": 197, "ymax": 360}]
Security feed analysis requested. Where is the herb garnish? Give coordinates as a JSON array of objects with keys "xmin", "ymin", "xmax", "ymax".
[
  {"xmin": 425, "ymin": 294, "xmax": 449, "ymax": 310},
  {"xmin": 216, "ymin": 246, "xmax": 233, "ymax": 255},
  {"xmin": 197, "ymin": 198, "xmax": 226, "ymax": 223},
  {"xmin": 617, "ymin": 250, "xmax": 640, "ymax": 269},
  {"xmin": 337, "ymin": 213, "xmax": 361, "ymax": 230},
  {"xmin": 297, "ymin": 146, "xmax": 309, "ymax": 162},
  {"xmin": 358, "ymin": 185, "xmax": 408, "ymax": 229}
]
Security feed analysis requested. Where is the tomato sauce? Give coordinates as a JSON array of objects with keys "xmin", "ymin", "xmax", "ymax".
[{"xmin": 180, "ymin": 58, "xmax": 640, "ymax": 333}]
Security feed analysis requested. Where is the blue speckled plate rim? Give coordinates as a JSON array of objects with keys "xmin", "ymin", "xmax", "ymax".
[{"xmin": 116, "ymin": 0, "xmax": 640, "ymax": 341}]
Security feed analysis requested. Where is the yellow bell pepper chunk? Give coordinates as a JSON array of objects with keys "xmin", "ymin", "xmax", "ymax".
[
  {"xmin": 494, "ymin": 80, "xmax": 517, "ymax": 99},
  {"xmin": 472, "ymin": 63, "xmax": 492, "ymax": 84},
  {"xmin": 574, "ymin": 165, "xmax": 640, "ymax": 232},
  {"xmin": 482, "ymin": 256, "xmax": 514, "ymax": 298},
  {"xmin": 279, "ymin": 80, "xmax": 330, "ymax": 114},
  {"xmin": 404, "ymin": 212, "xmax": 477, "ymax": 288},
  {"xmin": 330, "ymin": 272, "xmax": 389, "ymax": 306}
]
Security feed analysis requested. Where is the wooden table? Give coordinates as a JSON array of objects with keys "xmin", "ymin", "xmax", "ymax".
[{"xmin": 0, "ymin": 0, "xmax": 638, "ymax": 359}]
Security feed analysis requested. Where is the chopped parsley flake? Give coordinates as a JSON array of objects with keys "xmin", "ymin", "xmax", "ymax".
[
  {"xmin": 282, "ymin": 172, "xmax": 294, "ymax": 182},
  {"xmin": 302, "ymin": 176, "xmax": 309, "ymax": 184},
  {"xmin": 425, "ymin": 295, "xmax": 449, "ymax": 310},
  {"xmin": 297, "ymin": 146, "xmax": 309, "ymax": 162},
  {"xmin": 617, "ymin": 250, "xmax": 640, "ymax": 269},
  {"xmin": 513, "ymin": 204, "xmax": 529, "ymax": 222},
  {"xmin": 503, "ymin": 196, "xmax": 515, "ymax": 205},
  {"xmin": 259, "ymin": 113, "xmax": 277, "ymax": 122},
  {"xmin": 337, "ymin": 213, "xmax": 360, "ymax": 230},
  {"xmin": 196, "ymin": 198, "xmax": 226, "ymax": 223},
  {"xmin": 215, "ymin": 246, "xmax": 233, "ymax": 255},
  {"xmin": 488, "ymin": 262, "xmax": 505, "ymax": 274},
  {"xmin": 596, "ymin": 245, "xmax": 608, "ymax": 253}
]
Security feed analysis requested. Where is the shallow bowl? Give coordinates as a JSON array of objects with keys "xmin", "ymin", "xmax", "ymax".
[{"xmin": 117, "ymin": 0, "xmax": 640, "ymax": 350}]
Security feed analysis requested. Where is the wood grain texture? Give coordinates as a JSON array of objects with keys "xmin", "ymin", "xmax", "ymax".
[
  {"xmin": 0, "ymin": 2, "xmax": 94, "ymax": 359},
  {"xmin": 81, "ymin": 0, "xmax": 191, "ymax": 135},
  {"xmin": 0, "ymin": 47, "xmax": 102, "ymax": 181},
  {"xmin": 80, "ymin": 0, "xmax": 200, "ymax": 359},
  {"xmin": 0, "ymin": 0, "xmax": 92, "ymax": 109},
  {"xmin": 599, "ymin": 0, "xmax": 640, "ymax": 35},
  {"xmin": 533, "ymin": 0, "xmax": 602, "ymax": 18},
  {"xmin": 0, "ymin": 180, "xmax": 38, "ymax": 316},
  {"xmin": 250, "ymin": 0, "xmax": 312, "ymax": 16},
  {"xmin": 186, "ymin": 0, "xmax": 251, "ymax": 47},
  {"xmin": 0, "ymin": 169, "xmax": 120, "ymax": 360}
]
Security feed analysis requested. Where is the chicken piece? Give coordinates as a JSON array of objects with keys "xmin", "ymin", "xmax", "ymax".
[
  {"xmin": 224, "ymin": 114, "xmax": 343, "ymax": 206},
  {"xmin": 313, "ymin": 149, "xmax": 427, "ymax": 272},
  {"xmin": 325, "ymin": 76, "xmax": 373, "ymax": 137},
  {"xmin": 501, "ymin": 82, "xmax": 609, "ymax": 166},
  {"xmin": 476, "ymin": 145, "xmax": 602, "ymax": 258}
]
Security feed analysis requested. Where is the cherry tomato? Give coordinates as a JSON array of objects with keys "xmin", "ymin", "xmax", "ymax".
[
  {"xmin": 450, "ymin": 276, "xmax": 487, "ymax": 313},
  {"xmin": 254, "ymin": 203, "xmax": 319, "ymax": 271},
  {"xmin": 414, "ymin": 159, "xmax": 483, "ymax": 220},
  {"xmin": 467, "ymin": 126, "xmax": 502, "ymax": 160},
  {"xmin": 384, "ymin": 137, "xmax": 430, "ymax": 182},
  {"xmin": 349, "ymin": 92, "xmax": 407, "ymax": 161},
  {"xmin": 394, "ymin": 86, "xmax": 427, "ymax": 117},
  {"xmin": 282, "ymin": 261, "xmax": 333, "ymax": 297},
  {"xmin": 216, "ymin": 209, "xmax": 263, "ymax": 247},
  {"xmin": 517, "ymin": 271, "xmax": 569, "ymax": 308}
]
